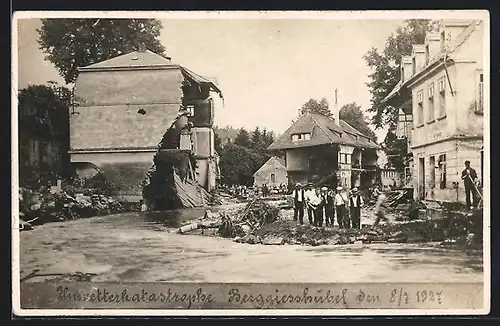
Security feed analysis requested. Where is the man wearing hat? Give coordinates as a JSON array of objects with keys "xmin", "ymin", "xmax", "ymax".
[
  {"xmin": 349, "ymin": 187, "xmax": 364, "ymax": 229},
  {"xmin": 291, "ymin": 183, "xmax": 305, "ymax": 225},
  {"xmin": 304, "ymin": 184, "xmax": 315, "ymax": 225},
  {"xmin": 334, "ymin": 186, "xmax": 348, "ymax": 228},
  {"xmin": 321, "ymin": 186, "xmax": 335, "ymax": 227}
]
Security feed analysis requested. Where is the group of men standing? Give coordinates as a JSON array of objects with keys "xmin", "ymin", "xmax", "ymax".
[{"xmin": 291, "ymin": 183, "xmax": 364, "ymax": 229}]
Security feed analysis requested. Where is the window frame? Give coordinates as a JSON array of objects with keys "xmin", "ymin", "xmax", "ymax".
[
  {"xmin": 438, "ymin": 154, "xmax": 447, "ymax": 189},
  {"xmin": 427, "ymin": 83, "xmax": 435, "ymax": 122},
  {"xmin": 291, "ymin": 133, "xmax": 311, "ymax": 142},
  {"xmin": 476, "ymin": 70, "xmax": 484, "ymax": 114},
  {"xmin": 437, "ymin": 77, "xmax": 446, "ymax": 118},
  {"xmin": 416, "ymin": 90, "xmax": 424, "ymax": 126}
]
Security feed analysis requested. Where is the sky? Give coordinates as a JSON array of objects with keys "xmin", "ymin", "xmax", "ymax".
[{"xmin": 16, "ymin": 17, "xmax": 406, "ymax": 141}]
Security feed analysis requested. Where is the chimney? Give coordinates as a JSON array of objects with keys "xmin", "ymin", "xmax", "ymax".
[
  {"xmin": 440, "ymin": 20, "xmax": 472, "ymax": 51},
  {"xmin": 412, "ymin": 44, "xmax": 426, "ymax": 74},
  {"xmin": 333, "ymin": 89, "xmax": 340, "ymax": 127},
  {"xmin": 401, "ymin": 56, "xmax": 413, "ymax": 82},
  {"xmin": 424, "ymin": 33, "xmax": 441, "ymax": 64}
]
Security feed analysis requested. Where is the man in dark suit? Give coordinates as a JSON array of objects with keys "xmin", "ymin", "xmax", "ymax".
[
  {"xmin": 461, "ymin": 160, "xmax": 478, "ymax": 209},
  {"xmin": 291, "ymin": 183, "xmax": 305, "ymax": 224}
]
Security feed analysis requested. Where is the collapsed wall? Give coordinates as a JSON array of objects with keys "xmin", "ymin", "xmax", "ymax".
[{"xmin": 141, "ymin": 115, "xmax": 205, "ymax": 211}]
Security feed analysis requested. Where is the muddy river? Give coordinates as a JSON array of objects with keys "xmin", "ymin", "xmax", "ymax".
[{"xmin": 19, "ymin": 206, "xmax": 483, "ymax": 283}]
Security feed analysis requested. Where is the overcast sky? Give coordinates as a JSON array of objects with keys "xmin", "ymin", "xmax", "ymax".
[{"xmin": 16, "ymin": 17, "xmax": 406, "ymax": 140}]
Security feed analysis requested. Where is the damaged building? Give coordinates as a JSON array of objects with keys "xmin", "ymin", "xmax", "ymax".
[
  {"xmin": 69, "ymin": 49, "xmax": 222, "ymax": 209},
  {"xmin": 268, "ymin": 96, "xmax": 380, "ymax": 190},
  {"xmin": 382, "ymin": 20, "xmax": 485, "ymax": 203}
]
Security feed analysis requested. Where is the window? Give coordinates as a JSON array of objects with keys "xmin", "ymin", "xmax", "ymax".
[
  {"xmin": 291, "ymin": 133, "xmax": 311, "ymax": 141},
  {"xmin": 338, "ymin": 153, "xmax": 351, "ymax": 164},
  {"xmin": 270, "ymin": 173, "xmax": 276, "ymax": 183},
  {"xmin": 428, "ymin": 83, "xmax": 435, "ymax": 121},
  {"xmin": 186, "ymin": 104, "xmax": 195, "ymax": 117},
  {"xmin": 429, "ymin": 156, "xmax": 436, "ymax": 188},
  {"xmin": 476, "ymin": 71, "xmax": 484, "ymax": 113},
  {"xmin": 438, "ymin": 77, "xmax": 446, "ymax": 117},
  {"xmin": 416, "ymin": 90, "xmax": 424, "ymax": 125},
  {"xmin": 438, "ymin": 154, "xmax": 446, "ymax": 189}
]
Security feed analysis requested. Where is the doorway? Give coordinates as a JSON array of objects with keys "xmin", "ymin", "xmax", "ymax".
[{"xmin": 418, "ymin": 157, "xmax": 425, "ymax": 200}]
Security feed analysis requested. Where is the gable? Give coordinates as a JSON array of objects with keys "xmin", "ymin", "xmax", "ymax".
[
  {"xmin": 253, "ymin": 157, "xmax": 286, "ymax": 176},
  {"xmin": 79, "ymin": 50, "xmax": 178, "ymax": 71}
]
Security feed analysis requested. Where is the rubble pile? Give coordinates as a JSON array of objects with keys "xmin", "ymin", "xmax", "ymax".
[
  {"xmin": 18, "ymin": 186, "xmax": 128, "ymax": 231},
  {"xmin": 239, "ymin": 199, "xmax": 280, "ymax": 229},
  {"xmin": 171, "ymin": 199, "xmax": 280, "ymax": 238},
  {"xmin": 246, "ymin": 210, "xmax": 483, "ymax": 247}
]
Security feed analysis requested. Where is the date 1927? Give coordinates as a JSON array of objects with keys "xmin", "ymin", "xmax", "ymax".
[{"xmin": 390, "ymin": 288, "xmax": 443, "ymax": 306}]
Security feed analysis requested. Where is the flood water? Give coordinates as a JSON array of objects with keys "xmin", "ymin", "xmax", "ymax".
[{"xmin": 19, "ymin": 207, "xmax": 483, "ymax": 283}]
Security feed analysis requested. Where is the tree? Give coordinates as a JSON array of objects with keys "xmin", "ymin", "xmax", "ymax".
[
  {"xmin": 381, "ymin": 130, "xmax": 408, "ymax": 172},
  {"xmin": 234, "ymin": 128, "xmax": 251, "ymax": 148},
  {"xmin": 300, "ymin": 97, "xmax": 332, "ymax": 117},
  {"xmin": 37, "ymin": 19, "xmax": 166, "ymax": 84},
  {"xmin": 262, "ymin": 128, "xmax": 275, "ymax": 147},
  {"xmin": 218, "ymin": 143, "xmax": 256, "ymax": 185},
  {"xmin": 339, "ymin": 102, "xmax": 377, "ymax": 141},
  {"xmin": 364, "ymin": 19, "xmax": 439, "ymax": 129},
  {"xmin": 18, "ymin": 82, "xmax": 73, "ymax": 143},
  {"xmin": 214, "ymin": 132, "xmax": 223, "ymax": 153},
  {"xmin": 18, "ymin": 82, "xmax": 74, "ymax": 185},
  {"xmin": 250, "ymin": 127, "xmax": 266, "ymax": 149}
]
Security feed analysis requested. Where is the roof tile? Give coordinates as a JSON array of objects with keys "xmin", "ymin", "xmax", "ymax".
[{"xmin": 268, "ymin": 113, "xmax": 379, "ymax": 150}]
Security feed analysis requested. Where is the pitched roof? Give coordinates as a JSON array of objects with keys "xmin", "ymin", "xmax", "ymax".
[
  {"xmin": 383, "ymin": 20, "xmax": 482, "ymax": 104},
  {"xmin": 268, "ymin": 113, "xmax": 379, "ymax": 151},
  {"xmin": 253, "ymin": 156, "xmax": 286, "ymax": 176},
  {"xmin": 78, "ymin": 49, "xmax": 223, "ymax": 96},
  {"xmin": 78, "ymin": 50, "xmax": 179, "ymax": 71}
]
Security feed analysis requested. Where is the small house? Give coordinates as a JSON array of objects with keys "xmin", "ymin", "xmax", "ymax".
[{"xmin": 253, "ymin": 156, "xmax": 287, "ymax": 188}]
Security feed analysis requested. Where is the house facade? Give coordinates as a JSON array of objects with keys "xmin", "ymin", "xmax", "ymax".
[
  {"xmin": 383, "ymin": 20, "xmax": 485, "ymax": 203},
  {"xmin": 268, "ymin": 112, "xmax": 379, "ymax": 190},
  {"xmin": 70, "ymin": 50, "xmax": 222, "ymax": 201},
  {"xmin": 253, "ymin": 156, "xmax": 287, "ymax": 188}
]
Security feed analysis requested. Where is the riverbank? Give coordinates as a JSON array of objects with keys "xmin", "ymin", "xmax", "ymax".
[{"xmin": 174, "ymin": 199, "xmax": 483, "ymax": 250}]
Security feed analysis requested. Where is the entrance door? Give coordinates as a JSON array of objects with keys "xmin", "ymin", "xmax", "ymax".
[{"xmin": 418, "ymin": 157, "xmax": 425, "ymax": 200}]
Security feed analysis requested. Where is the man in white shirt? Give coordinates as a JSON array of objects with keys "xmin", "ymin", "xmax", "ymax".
[
  {"xmin": 334, "ymin": 186, "xmax": 348, "ymax": 228},
  {"xmin": 308, "ymin": 188, "xmax": 324, "ymax": 227},
  {"xmin": 349, "ymin": 187, "xmax": 364, "ymax": 229},
  {"xmin": 304, "ymin": 184, "xmax": 315, "ymax": 225},
  {"xmin": 291, "ymin": 183, "xmax": 305, "ymax": 225}
]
